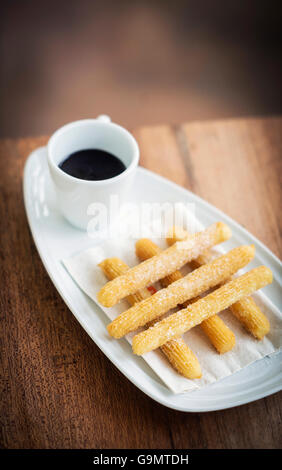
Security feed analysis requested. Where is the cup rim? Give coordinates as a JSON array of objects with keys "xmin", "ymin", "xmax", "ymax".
[{"xmin": 47, "ymin": 119, "xmax": 139, "ymax": 185}]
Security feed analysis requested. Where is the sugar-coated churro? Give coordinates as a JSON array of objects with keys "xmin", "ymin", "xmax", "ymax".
[
  {"xmin": 132, "ymin": 266, "xmax": 273, "ymax": 355},
  {"xmin": 99, "ymin": 257, "xmax": 151, "ymax": 305},
  {"xmin": 135, "ymin": 238, "xmax": 183, "ymax": 287},
  {"xmin": 135, "ymin": 238, "xmax": 235, "ymax": 354},
  {"xmin": 199, "ymin": 315, "xmax": 235, "ymax": 353},
  {"xmin": 161, "ymin": 337, "xmax": 202, "ymax": 379},
  {"xmin": 98, "ymin": 222, "xmax": 231, "ymax": 307},
  {"xmin": 167, "ymin": 226, "xmax": 270, "ymax": 339},
  {"xmin": 166, "ymin": 226, "xmax": 188, "ymax": 245},
  {"xmin": 230, "ymin": 297, "xmax": 270, "ymax": 339},
  {"xmin": 107, "ymin": 244, "xmax": 254, "ymax": 338},
  {"xmin": 166, "ymin": 226, "xmax": 215, "ymax": 267},
  {"xmin": 99, "ymin": 257, "xmax": 202, "ymax": 378}
]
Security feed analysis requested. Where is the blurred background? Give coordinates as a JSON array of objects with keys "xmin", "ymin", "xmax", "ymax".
[{"xmin": 1, "ymin": 0, "xmax": 281, "ymax": 138}]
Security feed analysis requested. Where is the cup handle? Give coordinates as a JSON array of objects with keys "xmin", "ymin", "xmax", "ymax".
[{"xmin": 96, "ymin": 114, "xmax": 111, "ymax": 123}]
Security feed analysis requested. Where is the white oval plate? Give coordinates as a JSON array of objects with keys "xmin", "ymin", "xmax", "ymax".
[{"xmin": 23, "ymin": 147, "xmax": 282, "ymax": 412}]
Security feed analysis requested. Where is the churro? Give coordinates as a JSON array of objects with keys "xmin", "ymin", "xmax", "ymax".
[
  {"xmin": 161, "ymin": 337, "xmax": 202, "ymax": 379},
  {"xmin": 166, "ymin": 226, "xmax": 216, "ymax": 267},
  {"xmin": 135, "ymin": 238, "xmax": 235, "ymax": 354},
  {"xmin": 199, "ymin": 315, "xmax": 236, "ymax": 353},
  {"xmin": 98, "ymin": 222, "xmax": 231, "ymax": 307},
  {"xmin": 107, "ymin": 244, "xmax": 255, "ymax": 338},
  {"xmin": 132, "ymin": 266, "xmax": 273, "ymax": 355},
  {"xmin": 99, "ymin": 257, "xmax": 202, "ymax": 379},
  {"xmin": 230, "ymin": 297, "xmax": 270, "ymax": 339},
  {"xmin": 135, "ymin": 238, "xmax": 183, "ymax": 287},
  {"xmin": 167, "ymin": 226, "xmax": 270, "ymax": 339},
  {"xmin": 99, "ymin": 257, "xmax": 152, "ymax": 305}
]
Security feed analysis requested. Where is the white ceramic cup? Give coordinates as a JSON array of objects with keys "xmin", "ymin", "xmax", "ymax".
[{"xmin": 47, "ymin": 116, "xmax": 139, "ymax": 230}]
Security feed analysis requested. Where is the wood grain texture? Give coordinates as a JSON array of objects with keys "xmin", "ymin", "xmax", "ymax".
[{"xmin": 0, "ymin": 117, "xmax": 281, "ymax": 449}]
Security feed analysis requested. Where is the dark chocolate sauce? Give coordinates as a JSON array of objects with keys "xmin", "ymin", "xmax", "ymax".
[{"xmin": 59, "ymin": 149, "xmax": 126, "ymax": 181}]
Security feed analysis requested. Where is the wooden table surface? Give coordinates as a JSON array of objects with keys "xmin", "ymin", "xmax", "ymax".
[{"xmin": 1, "ymin": 117, "xmax": 281, "ymax": 449}]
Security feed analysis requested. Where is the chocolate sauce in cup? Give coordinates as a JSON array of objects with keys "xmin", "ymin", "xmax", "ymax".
[{"xmin": 59, "ymin": 149, "xmax": 126, "ymax": 181}]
